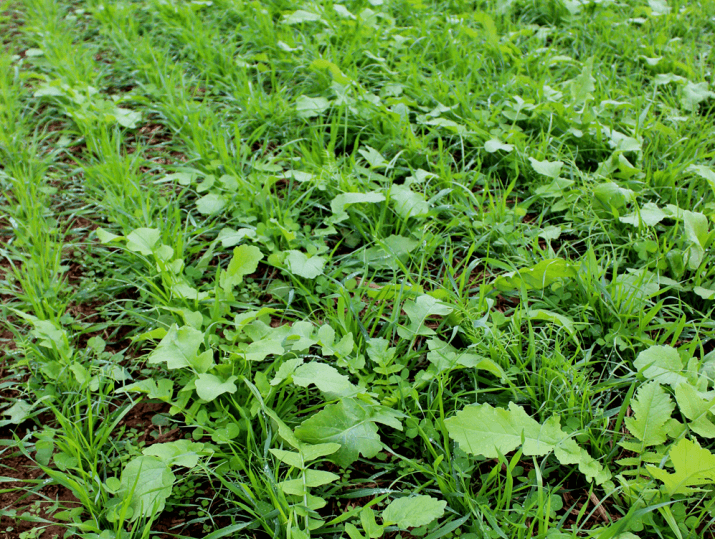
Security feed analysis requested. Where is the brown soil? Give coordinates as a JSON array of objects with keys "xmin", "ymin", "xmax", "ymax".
[
  {"xmin": 0, "ymin": 2, "xmax": 23, "ymax": 53},
  {"xmin": 0, "ymin": 256, "xmax": 18, "ymax": 307},
  {"xmin": 152, "ymin": 493, "xmax": 234, "ymax": 539},
  {"xmin": 117, "ymin": 401, "xmax": 180, "ymax": 446},
  {"xmin": 0, "ymin": 398, "xmax": 188, "ymax": 539},
  {"xmin": 0, "ymin": 447, "xmax": 80, "ymax": 539}
]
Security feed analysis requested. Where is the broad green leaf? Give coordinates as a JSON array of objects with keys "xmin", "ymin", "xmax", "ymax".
[
  {"xmin": 367, "ymin": 338, "xmax": 396, "ymax": 367},
  {"xmin": 570, "ymin": 57, "xmax": 596, "ymax": 105},
  {"xmin": 196, "ymin": 193, "xmax": 226, "ymax": 215},
  {"xmin": 390, "ymin": 185, "xmax": 428, "ymax": 219},
  {"xmin": 527, "ymin": 309, "xmax": 576, "ymax": 337},
  {"xmin": 264, "ymin": 408, "xmax": 301, "ymax": 449},
  {"xmin": 283, "ymin": 10, "xmax": 322, "ymax": 24},
  {"xmin": 155, "ymin": 244, "xmax": 174, "ymax": 261},
  {"xmin": 310, "ymin": 59, "xmax": 351, "ymax": 84},
  {"xmin": 282, "ymin": 170, "xmax": 314, "ymax": 182},
  {"xmin": 683, "ymin": 210, "xmax": 708, "ymax": 269},
  {"xmin": 426, "ymin": 338, "xmax": 504, "ymax": 378},
  {"xmin": 20, "ymin": 316, "xmax": 72, "ymax": 361},
  {"xmin": 220, "ymin": 244, "xmax": 263, "ymax": 292},
  {"xmin": 143, "ymin": 440, "xmax": 205, "ymax": 468},
  {"xmin": 623, "ymin": 381, "xmax": 674, "ymax": 449},
  {"xmin": 607, "ymin": 130, "xmax": 641, "ymax": 153},
  {"xmin": 117, "ymin": 378, "xmax": 174, "ymax": 401},
  {"xmin": 148, "ymin": 324, "xmax": 204, "ymax": 370},
  {"xmin": 382, "ymin": 495, "xmax": 446, "ymax": 529},
  {"xmin": 369, "ymin": 406, "xmax": 405, "ymax": 431},
  {"xmin": 345, "ymin": 523, "xmax": 366, "ymax": 539},
  {"xmin": 269, "ymin": 448, "xmax": 303, "ymax": 468},
  {"xmin": 445, "ymin": 402, "xmax": 610, "ymax": 485},
  {"xmin": 647, "ymin": 438, "xmax": 715, "ymax": 495},
  {"xmin": 694, "ymin": 286, "xmax": 715, "ymax": 300},
  {"xmin": 648, "ymin": 0, "xmax": 670, "ymax": 15},
  {"xmin": 484, "ymin": 138, "xmax": 513, "ymax": 153},
  {"xmin": 243, "ymin": 338, "xmax": 284, "ymax": 361},
  {"xmin": 654, "ymin": 73, "xmax": 686, "ymax": 86},
  {"xmin": 446, "ymin": 402, "xmax": 546, "ymax": 456},
  {"xmin": 217, "ymin": 227, "xmax": 256, "ymax": 248},
  {"xmin": 169, "ymin": 307, "xmax": 203, "ymax": 330},
  {"xmin": 333, "ymin": 4, "xmax": 355, "ymax": 18},
  {"xmin": 96, "ymin": 227, "xmax": 122, "ymax": 244},
  {"xmin": 493, "ymin": 258, "xmax": 576, "ymax": 291},
  {"xmin": 271, "ymin": 357, "xmax": 304, "ymax": 385},
  {"xmin": 634, "ymin": 345, "xmax": 687, "ymax": 387},
  {"xmin": 301, "ymin": 469, "xmax": 340, "ymax": 487},
  {"xmin": 271, "ymin": 442, "xmax": 341, "ymax": 469},
  {"xmin": 534, "ymin": 177, "xmax": 575, "ymax": 198},
  {"xmin": 113, "ymin": 107, "xmax": 142, "ymax": 128},
  {"xmin": 675, "ymin": 383, "xmax": 715, "ymax": 438},
  {"xmin": 1, "ymin": 400, "xmax": 32, "ymax": 425},
  {"xmin": 361, "ymin": 235, "xmax": 418, "ymax": 270},
  {"xmin": 681, "ymin": 81, "xmax": 715, "ymax": 112},
  {"xmin": 70, "ymin": 363, "xmax": 89, "ymax": 385},
  {"xmin": 195, "ymin": 374, "xmax": 238, "ymax": 401},
  {"xmin": 158, "ymin": 172, "xmax": 195, "ymax": 186},
  {"xmin": 361, "ymin": 507, "xmax": 383, "ymax": 539},
  {"xmin": 285, "ymin": 321, "xmax": 317, "ymax": 351},
  {"xmin": 619, "ymin": 203, "xmax": 668, "ymax": 227},
  {"xmin": 218, "ymin": 174, "xmax": 239, "ymax": 191},
  {"xmin": 423, "ymin": 117, "xmax": 466, "ymax": 134},
  {"xmin": 233, "ymin": 308, "xmax": 276, "ymax": 332},
  {"xmin": 358, "ymin": 146, "xmax": 386, "ymax": 168},
  {"xmin": 278, "ymin": 469, "xmax": 340, "ymax": 495},
  {"xmin": 172, "ymin": 282, "xmax": 209, "ymax": 301},
  {"xmin": 284, "ymin": 250, "xmax": 326, "ymax": 279},
  {"xmin": 318, "ymin": 325, "xmax": 354, "ymax": 357},
  {"xmin": 593, "ymin": 182, "xmax": 635, "ymax": 211},
  {"xmin": 295, "ymin": 398, "xmax": 386, "ymax": 467},
  {"xmin": 689, "ymin": 164, "xmax": 715, "ymax": 194},
  {"xmin": 119, "ymin": 456, "xmax": 175, "ymax": 520},
  {"xmin": 366, "ymin": 283, "xmax": 424, "ymax": 300},
  {"xmin": 196, "ymin": 174, "xmax": 215, "ymax": 193},
  {"xmin": 330, "ymin": 192, "xmax": 386, "ymax": 223},
  {"xmin": 126, "ymin": 228, "xmax": 161, "ymax": 255},
  {"xmin": 34, "ymin": 83, "xmax": 65, "ymax": 97},
  {"xmin": 397, "ymin": 294, "xmax": 453, "ymax": 339},
  {"xmin": 528, "ymin": 157, "xmax": 564, "ymax": 178},
  {"xmin": 612, "ymin": 270, "xmax": 663, "ymax": 311},
  {"xmin": 296, "ymin": 95, "xmax": 330, "ymax": 118},
  {"xmin": 304, "ymin": 493, "xmax": 328, "ymax": 511},
  {"xmin": 301, "ymin": 442, "xmax": 341, "ymax": 462},
  {"xmin": 292, "ymin": 362, "xmax": 358, "ymax": 397}
]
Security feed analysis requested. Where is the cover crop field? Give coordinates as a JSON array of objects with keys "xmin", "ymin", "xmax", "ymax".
[{"xmin": 2, "ymin": 0, "xmax": 715, "ymax": 537}]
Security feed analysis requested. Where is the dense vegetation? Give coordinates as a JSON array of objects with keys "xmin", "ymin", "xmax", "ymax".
[{"xmin": 2, "ymin": 0, "xmax": 715, "ymax": 537}]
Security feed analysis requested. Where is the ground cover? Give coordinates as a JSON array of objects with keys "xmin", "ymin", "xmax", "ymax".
[{"xmin": 2, "ymin": 0, "xmax": 715, "ymax": 537}]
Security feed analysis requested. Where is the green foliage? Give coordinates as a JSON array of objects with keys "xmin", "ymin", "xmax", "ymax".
[
  {"xmin": 648, "ymin": 438, "xmax": 715, "ymax": 495},
  {"xmin": 284, "ymin": 250, "xmax": 326, "ymax": 279},
  {"xmin": 116, "ymin": 456, "xmax": 175, "ymax": 521},
  {"xmin": 220, "ymin": 244, "xmax": 263, "ymax": 292},
  {"xmin": 397, "ymin": 295, "xmax": 453, "ymax": 339},
  {"xmin": 623, "ymin": 382, "xmax": 675, "ymax": 451},
  {"xmin": 492, "ymin": 259, "xmax": 577, "ymax": 291},
  {"xmin": 295, "ymin": 398, "xmax": 401, "ymax": 467},
  {"xmin": 148, "ymin": 324, "xmax": 205, "ymax": 370},
  {"xmin": 5, "ymin": 0, "xmax": 715, "ymax": 536},
  {"xmin": 382, "ymin": 495, "xmax": 446, "ymax": 529},
  {"xmin": 445, "ymin": 403, "xmax": 611, "ymax": 486}
]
